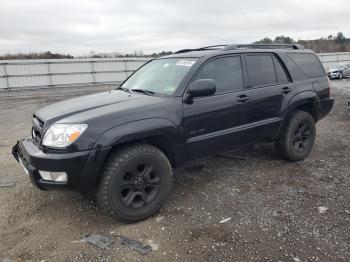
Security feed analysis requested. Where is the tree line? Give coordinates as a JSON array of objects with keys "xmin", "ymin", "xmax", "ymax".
[
  {"xmin": 253, "ymin": 32, "xmax": 350, "ymax": 52},
  {"xmin": 253, "ymin": 32, "xmax": 348, "ymax": 45},
  {"xmin": 0, "ymin": 51, "xmax": 74, "ymax": 60},
  {"xmin": 0, "ymin": 50, "xmax": 173, "ymax": 60},
  {"xmin": 1, "ymin": 32, "xmax": 348, "ymax": 60},
  {"xmin": 82, "ymin": 50, "xmax": 173, "ymax": 59}
]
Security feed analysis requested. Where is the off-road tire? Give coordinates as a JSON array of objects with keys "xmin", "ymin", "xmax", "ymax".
[
  {"xmin": 97, "ymin": 143, "xmax": 173, "ymax": 222},
  {"xmin": 276, "ymin": 111, "xmax": 316, "ymax": 162}
]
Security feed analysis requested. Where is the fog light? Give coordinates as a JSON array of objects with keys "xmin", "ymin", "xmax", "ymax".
[
  {"xmin": 38, "ymin": 170, "xmax": 52, "ymax": 180},
  {"xmin": 38, "ymin": 171, "xmax": 67, "ymax": 182}
]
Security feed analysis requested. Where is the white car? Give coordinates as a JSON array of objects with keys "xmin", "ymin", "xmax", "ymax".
[{"xmin": 327, "ymin": 64, "xmax": 350, "ymax": 79}]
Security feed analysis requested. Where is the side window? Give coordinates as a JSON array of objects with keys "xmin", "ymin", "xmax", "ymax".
[
  {"xmin": 284, "ymin": 55, "xmax": 307, "ymax": 81},
  {"xmin": 246, "ymin": 54, "xmax": 276, "ymax": 87},
  {"xmin": 272, "ymin": 56, "xmax": 289, "ymax": 84},
  {"xmin": 195, "ymin": 56, "xmax": 243, "ymax": 94},
  {"xmin": 287, "ymin": 53, "xmax": 325, "ymax": 78}
]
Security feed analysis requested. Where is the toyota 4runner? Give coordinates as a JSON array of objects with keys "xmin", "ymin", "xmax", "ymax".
[{"xmin": 13, "ymin": 44, "xmax": 334, "ymax": 221}]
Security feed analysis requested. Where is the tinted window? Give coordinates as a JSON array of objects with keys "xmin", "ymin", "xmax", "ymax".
[
  {"xmin": 287, "ymin": 53, "xmax": 325, "ymax": 78},
  {"xmin": 273, "ymin": 56, "xmax": 289, "ymax": 83},
  {"xmin": 195, "ymin": 56, "xmax": 243, "ymax": 94},
  {"xmin": 246, "ymin": 54, "xmax": 276, "ymax": 87},
  {"xmin": 284, "ymin": 56, "xmax": 307, "ymax": 81}
]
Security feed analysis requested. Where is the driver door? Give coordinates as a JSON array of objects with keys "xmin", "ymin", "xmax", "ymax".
[{"xmin": 183, "ymin": 55, "xmax": 251, "ymax": 159}]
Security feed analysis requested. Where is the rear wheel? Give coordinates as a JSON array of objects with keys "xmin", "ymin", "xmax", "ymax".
[
  {"xmin": 276, "ymin": 111, "xmax": 316, "ymax": 162},
  {"xmin": 97, "ymin": 143, "xmax": 173, "ymax": 222}
]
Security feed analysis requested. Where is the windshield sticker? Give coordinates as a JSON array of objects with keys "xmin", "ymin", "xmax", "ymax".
[
  {"xmin": 176, "ymin": 60, "xmax": 196, "ymax": 67},
  {"xmin": 163, "ymin": 85, "xmax": 176, "ymax": 92}
]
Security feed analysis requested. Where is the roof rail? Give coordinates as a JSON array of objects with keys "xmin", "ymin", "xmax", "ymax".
[
  {"xmin": 174, "ymin": 45, "xmax": 228, "ymax": 54},
  {"xmin": 222, "ymin": 43, "xmax": 304, "ymax": 51},
  {"xmin": 174, "ymin": 43, "xmax": 305, "ymax": 54}
]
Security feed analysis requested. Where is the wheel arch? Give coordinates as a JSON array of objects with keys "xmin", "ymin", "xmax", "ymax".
[
  {"xmin": 95, "ymin": 118, "xmax": 186, "ymax": 165},
  {"xmin": 104, "ymin": 135, "xmax": 178, "ymax": 168},
  {"xmin": 274, "ymin": 92, "xmax": 320, "ymax": 139},
  {"xmin": 287, "ymin": 91, "xmax": 320, "ymax": 121}
]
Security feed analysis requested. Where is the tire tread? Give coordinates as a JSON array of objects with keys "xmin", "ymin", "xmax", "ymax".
[
  {"xmin": 276, "ymin": 111, "xmax": 315, "ymax": 162},
  {"xmin": 97, "ymin": 143, "xmax": 173, "ymax": 222}
]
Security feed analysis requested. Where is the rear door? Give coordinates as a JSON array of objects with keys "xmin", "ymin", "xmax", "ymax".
[{"xmin": 243, "ymin": 53, "xmax": 293, "ymax": 140}]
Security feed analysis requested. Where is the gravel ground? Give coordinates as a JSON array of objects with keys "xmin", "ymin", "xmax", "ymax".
[{"xmin": 0, "ymin": 81, "xmax": 349, "ymax": 262}]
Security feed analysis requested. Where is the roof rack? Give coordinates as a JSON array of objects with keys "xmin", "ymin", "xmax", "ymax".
[
  {"xmin": 174, "ymin": 45, "xmax": 228, "ymax": 54},
  {"xmin": 222, "ymin": 43, "xmax": 304, "ymax": 51},
  {"xmin": 174, "ymin": 43, "xmax": 304, "ymax": 54}
]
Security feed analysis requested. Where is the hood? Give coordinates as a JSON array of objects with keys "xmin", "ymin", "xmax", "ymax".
[
  {"xmin": 33, "ymin": 89, "xmax": 181, "ymax": 151},
  {"xmin": 35, "ymin": 89, "xmax": 156, "ymax": 126}
]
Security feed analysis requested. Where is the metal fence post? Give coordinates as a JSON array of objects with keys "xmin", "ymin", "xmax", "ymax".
[
  {"xmin": 124, "ymin": 60, "xmax": 128, "ymax": 79},
  {"xmin": 91, "ymin": 60, "xmax": 96, "ymax": 84},
  {"xmin": 47, "ymin": 62, "xmax": 53, "ymax": 88},
  {"xmin": 3, "ymin": 63, "xmax": 10, "ymax": 91}
]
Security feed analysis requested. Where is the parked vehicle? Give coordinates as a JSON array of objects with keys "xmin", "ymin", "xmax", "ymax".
[
  {"xmin": 13, "ymin": 44, "xmax": 333, "ymax": 222},
  {"xmin": 327, "ymin": 63, "xmax": 350, "ymax": 79}
]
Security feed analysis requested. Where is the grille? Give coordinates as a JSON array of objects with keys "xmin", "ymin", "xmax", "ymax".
[{"xmin": 32, "ymin": 115, "xmax": 44, "ymax": 144}]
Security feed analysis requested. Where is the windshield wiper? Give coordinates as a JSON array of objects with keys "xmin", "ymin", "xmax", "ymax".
[
  {"xmin": 118, "ymin": 87, "xmax": 130, "ymax": 93},
  {"xmin": 131, "ymin": 89, "xmax": 155, "ymax": 95}
]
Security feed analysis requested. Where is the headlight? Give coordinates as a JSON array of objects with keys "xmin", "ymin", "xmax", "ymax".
[{"xmin": 42, "ymin": 124, "xmax": 87, "ymax": 148}]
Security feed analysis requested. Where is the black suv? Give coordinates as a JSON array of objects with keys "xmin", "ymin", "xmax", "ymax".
[{"xmin": 13, "ymin": 44, "xmax": 333, "ymax": 221}]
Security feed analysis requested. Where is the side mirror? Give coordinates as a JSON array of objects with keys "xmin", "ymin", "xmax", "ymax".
[{"xmin": 185, "ymin": 79, "xmax": 216, "ymax": 103}]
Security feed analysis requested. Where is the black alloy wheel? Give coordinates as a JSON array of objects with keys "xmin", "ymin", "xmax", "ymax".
[
  {"xmin": 119, "ymin": 163, "xmax": 161, "ymax": 208},
  {"xmin": 98, "ymin": 143, "xmax": 173, "ymax": 222},
  {"xmin": 276, "ymin": 111, "xmax": 316, "ymax": 162},
  {"xmin": 292, "ymin": 123, "xmax": 312, "ymax": 153}
]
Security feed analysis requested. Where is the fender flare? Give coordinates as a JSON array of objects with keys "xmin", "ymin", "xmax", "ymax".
[
  {"xmin": 94, "ymin": 118, "xmax": 183, "ymax": 149},
  {"xmin": 287, "ymin": 90, "xmax": 320, "ymax": 119},
  {"xmin": 79, "ymin": 118, "xmax": 186, "ymax": 191},
  {"xmin": 274, "ymin": 91, "xmax": 320, "ymax": 139}
]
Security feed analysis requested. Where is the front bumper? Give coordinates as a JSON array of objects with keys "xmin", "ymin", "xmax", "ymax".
[
  {"xmin": 12, "ymin": 138, "xmax": 111, "ymax": 192},
  {"xmin": 328, "ymin": 72, "xmax": 341, "ymax": 79}
]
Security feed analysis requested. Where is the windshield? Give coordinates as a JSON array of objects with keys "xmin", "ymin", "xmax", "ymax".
[{"xmin": 121, "ymin": 58, "xmax": 197, "ymax": 95}]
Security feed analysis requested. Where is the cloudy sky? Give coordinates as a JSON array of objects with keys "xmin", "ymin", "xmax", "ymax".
[{"xmin": 0, "ymin": 0, "xmax": 349, "ymax": 55}]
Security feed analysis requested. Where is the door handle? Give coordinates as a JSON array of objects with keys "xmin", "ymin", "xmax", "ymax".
[
  {"xmin": 237, "ymin": 94, "xmax": 250, "ymax": 104},
  {"xmin": 282, "ymin": 87, "xmax": 291, "ymax": 94}
]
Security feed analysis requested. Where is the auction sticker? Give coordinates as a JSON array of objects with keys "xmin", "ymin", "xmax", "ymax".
[{"xmin": 176, "ymin": 60, "xmax": 196, "ymax": 67}]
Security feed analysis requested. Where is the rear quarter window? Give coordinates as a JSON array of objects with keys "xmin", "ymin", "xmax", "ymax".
[
  {"xmin": 286, "ymin": 53, "xmax": 325, "ymax": 78},
  {"xmin": 272, "ymin": 56, "xmax": 289, "ymax": 84}
]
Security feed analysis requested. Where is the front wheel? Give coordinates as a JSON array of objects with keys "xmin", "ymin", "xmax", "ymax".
[
  {"xmin": 97, "ymin": 143, "xmax": 173, "ymax": 222},
  {"xmin": 276, "ymin": 111, "xmax": 316, "ymax": 162},
  {"xmin": 339, "ymin": 72, "xmax": 343, "ymax": 79}
]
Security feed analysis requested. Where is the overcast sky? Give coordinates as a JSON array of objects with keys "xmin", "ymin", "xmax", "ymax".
[{"xmin": 0, "ymin": 0, "xmax": 349, "ymax": 55}]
